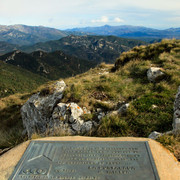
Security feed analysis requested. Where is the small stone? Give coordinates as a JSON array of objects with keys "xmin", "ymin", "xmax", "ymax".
[
  {"xmin": 107, "ymin": 111, "xmax": 118, "ymax": 116},
  {"xmin": 148, "ymin": 131, "xmax": 162, "ymax": 140},
  {"xmin": 152, "ymin": 104, "xmax": 158, "ymax": 109},
  {"xmin": 118, "ymin": 103, "xmax": 129, "ymax": 115},
  {"xmin": 97, "ymin": 112, "xmax": 105, "ymax": 120},
  {"xmin": 147, "ymin": 67, "xmax": 165, "ymax": 82},
  {"xmin": 83, "ymin": 107, "xmax": 91, "ymax": 114},
  {"xmin": 96, "ymin": 108, "xmax": 103, "ymax": 113}
]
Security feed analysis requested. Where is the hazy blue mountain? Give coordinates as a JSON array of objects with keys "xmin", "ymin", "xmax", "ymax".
[
  {"xmin": 21, "ymin": 35, "xmax": 147, "ymax": 63},
  {"xmin": 66, "ymin": 25, "xmax": 180, "ymax": 42},
  {"xmin": 0, "ymin": 24, "xmax": 68, "ymax": 46}
]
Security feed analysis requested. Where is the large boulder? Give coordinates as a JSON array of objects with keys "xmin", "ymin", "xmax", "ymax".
[
  {"xmin": 147, "ymin": 67, "xmax": 165, "ymax": 82},
  {"xmin": 173, "ymin": 86, "xmax": 180, "ymax": 134},
  {"xmin": 21, "ymin": 80, "xmax": 66, "ymax": 138}
]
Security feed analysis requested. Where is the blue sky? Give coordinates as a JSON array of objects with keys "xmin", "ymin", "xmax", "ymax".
[{"xmin": 0, "ymin": 0, "xmax": 180, "ymax": 29}]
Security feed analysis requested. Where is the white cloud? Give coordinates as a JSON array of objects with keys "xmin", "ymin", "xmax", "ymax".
[
  {"xmin": 91, "ymin": 16, "xmax": 109, "ymax": 23},
  {"xmin": 91, "ymin": 16, "xmax": 124, "ymax": 24},
  {"xmin": 114, "ymin": 17, "xmax": 124, "ymax": 23}
]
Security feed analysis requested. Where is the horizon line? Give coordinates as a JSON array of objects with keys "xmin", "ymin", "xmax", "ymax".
[{"xmin": 0, "ymin": 24, "xmax": 179, "ymax": 31}]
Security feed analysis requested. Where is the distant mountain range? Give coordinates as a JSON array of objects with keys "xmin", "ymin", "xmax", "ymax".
[
  {"xmin": 0, "ymin": 24, "xmax": 180, "ymax": 49},
  {"xmin": 0, "ymin": 24, "xmax": 67, "ymax": 46},
  {"xmin": 0, "ymin": 24, "xmax": 179, "ymax": 91},
  {"xmin": 21, "ymin": 35, "xmax": 147, "ymax": 63},
  {"xmin": 0, "ymin": 34, "xmax": 147, "ymax": 63},
  {"xmin": 66, "ymin": 25, "xmax": 180, "ymax": 42},
  {"xmin": 0, "ymin": 34, "xmax": 147, "ymax": 94}
]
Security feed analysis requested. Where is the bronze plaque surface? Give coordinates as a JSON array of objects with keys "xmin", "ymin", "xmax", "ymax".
[{"xmin": 9, "ymin": 141, "xmax": 160, "ymax": 180}]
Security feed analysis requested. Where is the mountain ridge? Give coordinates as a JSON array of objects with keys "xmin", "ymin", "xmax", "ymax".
[
  {"xmin": 20, "ymin": 35, "xmax": 147, "ymax": 63},
  {"xmin": 0, "ymin": 49, "xmax": 97, "ymax": 80},
  {"xmin": 0, "ymin": 24, "xmax": 67, "ymax": 46},
  {"xmin": 1, "ymin": 24, "xmax": 180, "ymax": 48},
  {"xmin": 66, "ymin": 25, "xmax": 180, "ymax": 42}
]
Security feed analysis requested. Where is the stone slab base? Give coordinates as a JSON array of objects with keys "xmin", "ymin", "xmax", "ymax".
[{"xmin": 0, "ymin": 136, "xmax": 179, "ymax": 180}]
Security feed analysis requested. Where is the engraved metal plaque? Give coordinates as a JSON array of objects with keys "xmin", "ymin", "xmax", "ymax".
[{"xmin": 9, "ymin": 141, "xmax": 160, "ymax": 180}]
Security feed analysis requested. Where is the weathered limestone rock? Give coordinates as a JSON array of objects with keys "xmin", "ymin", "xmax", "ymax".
[
  {"xmin": 173, "ymin": 86, "xmax": 180, "ymax": 134},
  {"xmin": 82, "ymin": 107, "xmax": 91, "ymax": 114},
  {"xmin": 21, "ymin": 81, "xmax": 66, "ymax": 138},
  {"xmin": 95, "ymin": 108, "xmax": 107, "ymax": 121},
  {"xmin": 21, "ymin": 81, "xmax": 96, "ymax": 138},
  {"xmin": 96, "ymin": 101, "xmax": 130, "ymax": 120},
  {"xmin": 52, "ymin": 102, "xmax": 95, "ymax": 135},
  {"xmin": 97, "ymin": 111, "xmax": 106, "ymax": 121},
  {"xmin": 147, "ymin": 67, "xmax": 165, "ymax": 82},
  {"xmin": 148, "ymin": 131, "xmax": 162, "ymax": 140}
]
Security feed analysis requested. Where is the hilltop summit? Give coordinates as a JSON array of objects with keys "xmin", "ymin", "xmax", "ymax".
[{"xmin": 0, "ymin": 39, "xmax": 180, "ymax": 161}]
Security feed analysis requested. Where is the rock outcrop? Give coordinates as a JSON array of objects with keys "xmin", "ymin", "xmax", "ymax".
[
  {"xmin": 173, "ymin": 86, "xmax": 180, "ymax": 134},
  {"xmin": 147, "ymin": 67, "xmax": 165, "ymax": 82},
  {"xmin": 21, "ymin": 80, "xmax": 96, "ymax": 138},
  {"xmin": 21, "ymin": 80, "xmax": 66, "ymax": 138},
  {"xmin": 52, "ymin": 102, "xmax": 96, "ymax": 135}
]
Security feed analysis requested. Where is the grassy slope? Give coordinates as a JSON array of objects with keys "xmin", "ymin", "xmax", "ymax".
[
  {"xmin": 0, "ymin": 39, "xmax": 179, "ymax": 160},
  {"xmin": 0, "ymin": 61, "xmax": 48, "ymax": 98},
  {"xmin": 63, "ymin": 39, "xmax": 180, "ymax": 160}
]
